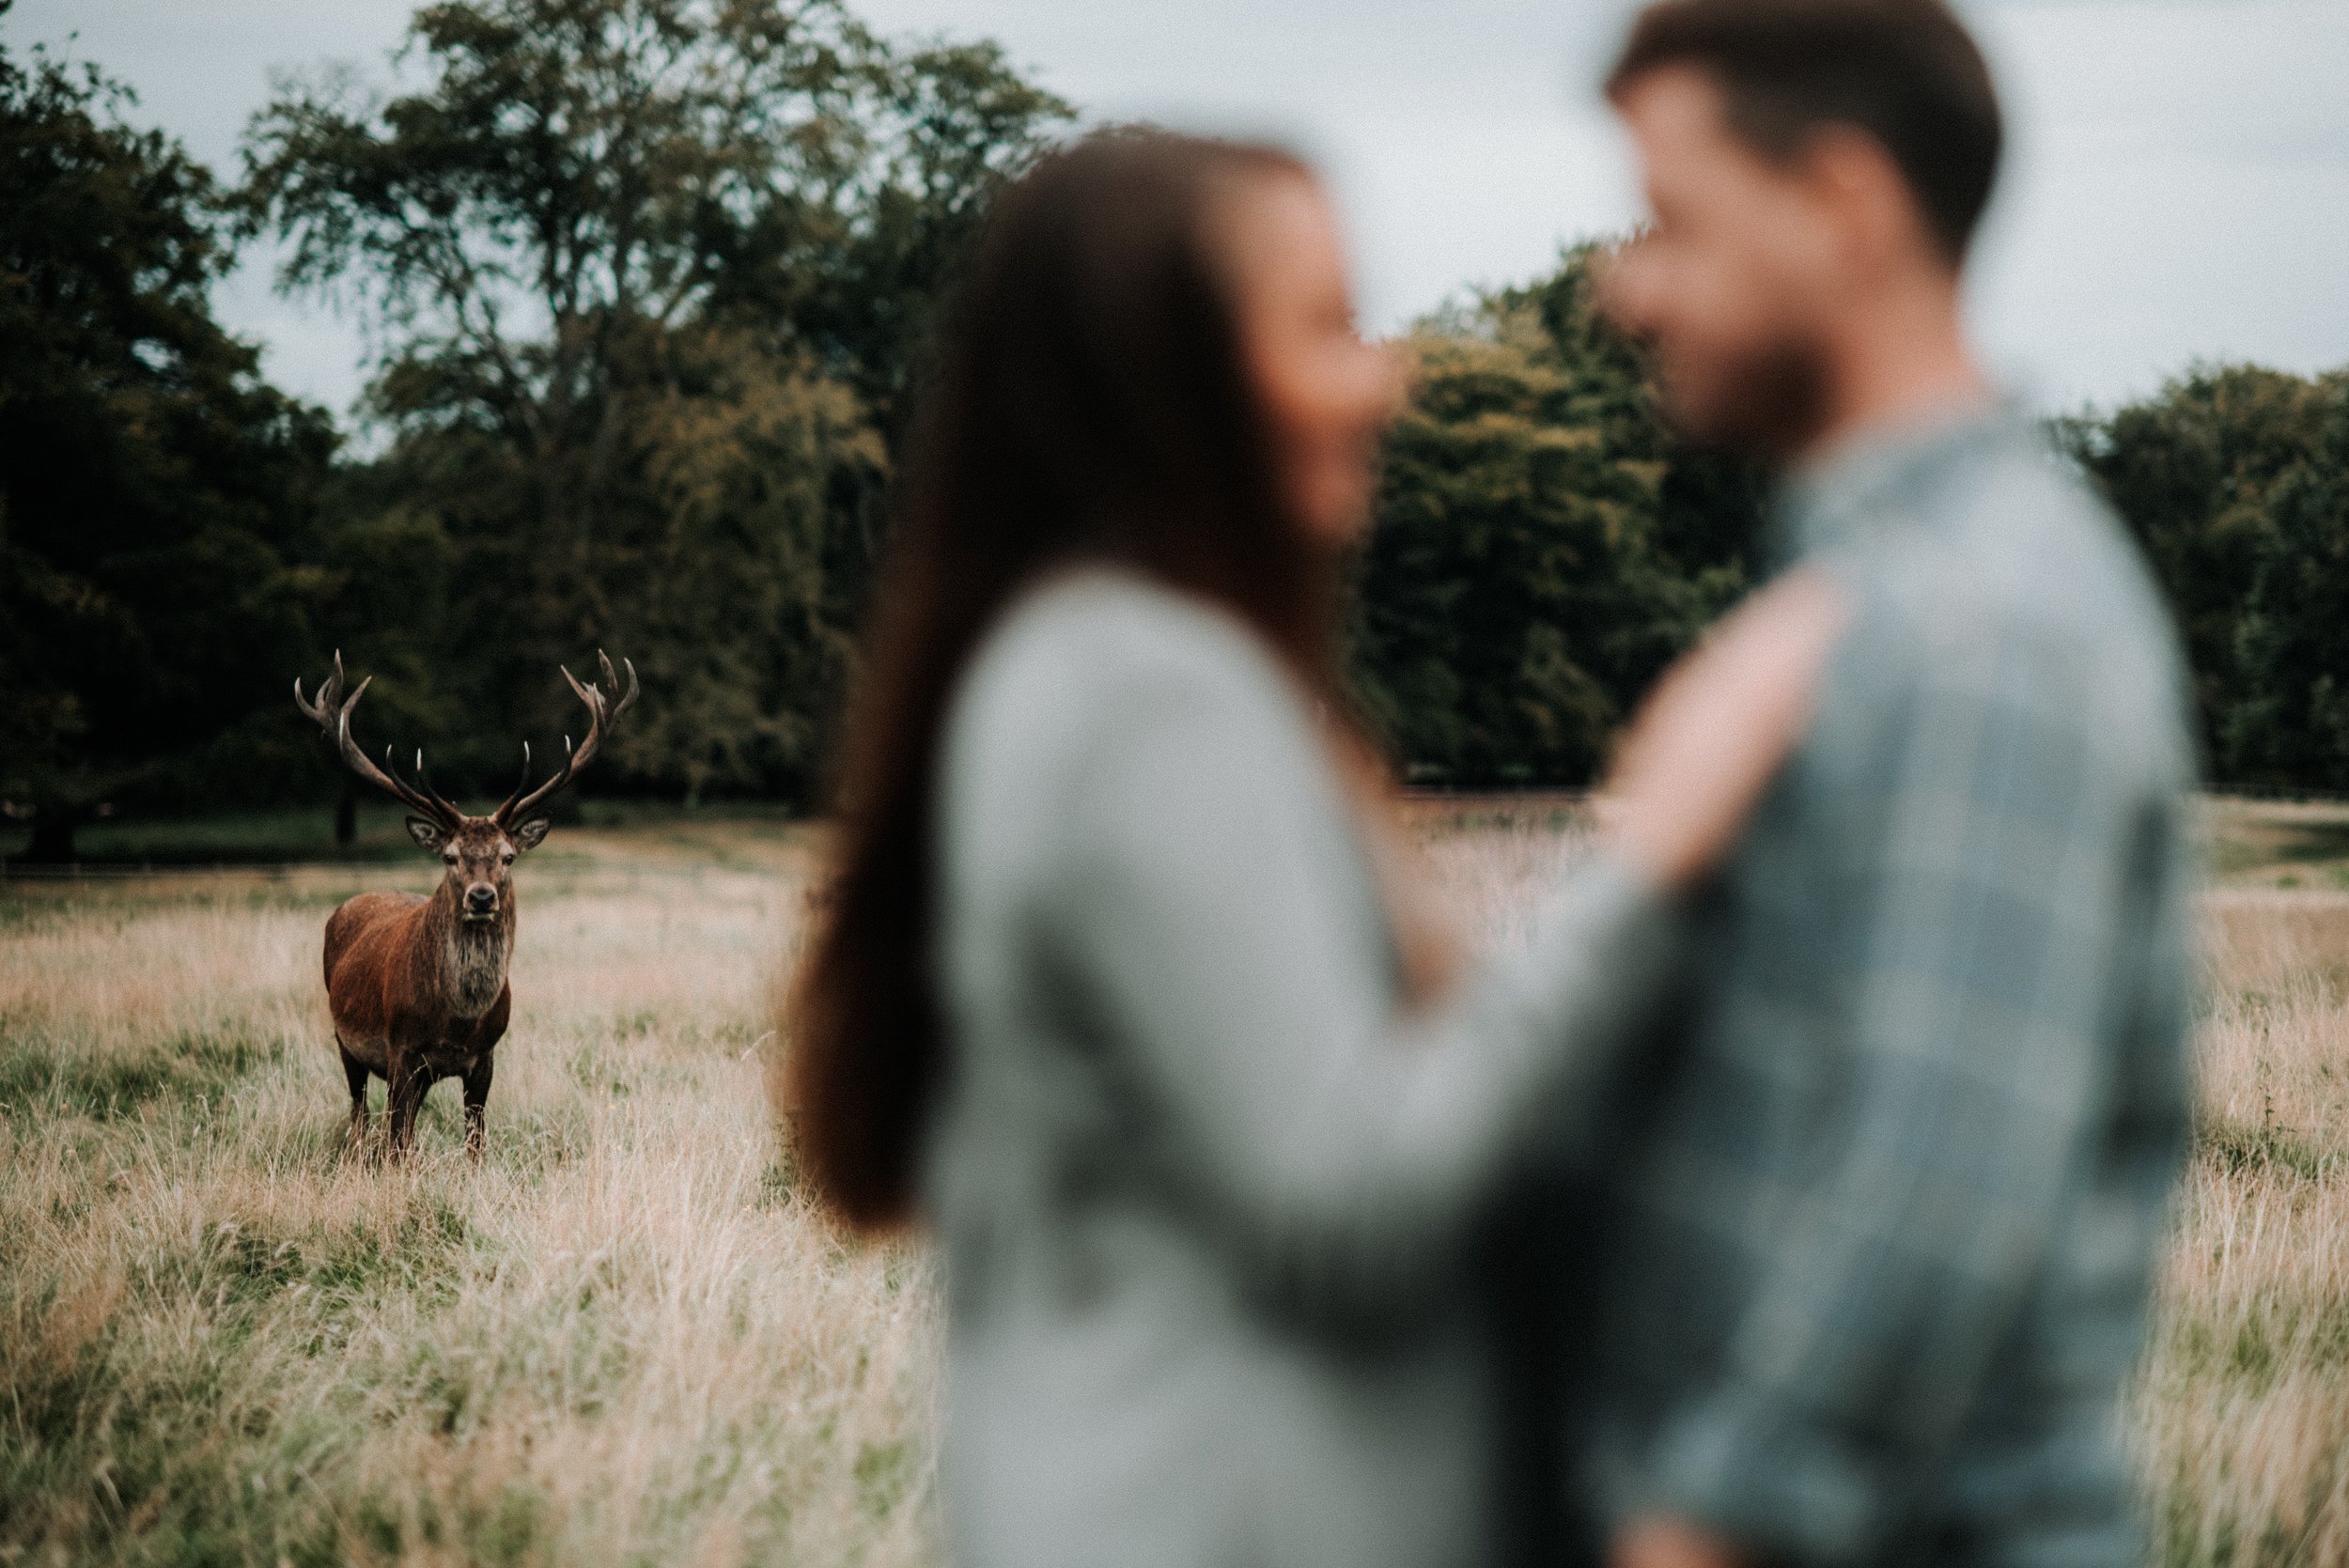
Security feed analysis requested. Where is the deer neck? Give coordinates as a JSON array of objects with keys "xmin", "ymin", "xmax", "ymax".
[{"xmin": 424, "ymin": 882, "xmax": 515, "ymax": 1021}]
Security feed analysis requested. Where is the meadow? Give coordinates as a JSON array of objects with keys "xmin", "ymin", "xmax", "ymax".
[{"xmin": 2, "ymin": 800, "xmax": 2344, "ymax": 1565}]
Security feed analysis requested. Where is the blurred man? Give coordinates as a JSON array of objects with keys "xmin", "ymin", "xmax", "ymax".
[{"xmin": 1540, "ymin": 3, "xmax": 2199, "ymax": 1566}]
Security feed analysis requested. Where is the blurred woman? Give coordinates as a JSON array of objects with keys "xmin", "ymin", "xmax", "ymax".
[{"xmin": 786, "ymin": 129, "xmax": 1841, "ymax": 1568}]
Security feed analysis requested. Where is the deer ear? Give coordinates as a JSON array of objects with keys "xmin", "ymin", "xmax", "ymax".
[
  {"xmin": 511, "ymin": 816, "xmax": 552, "ymax": 853},
  {"xmin": 406, "ymin": 816, "xmax": 447, "ymax": 851}
]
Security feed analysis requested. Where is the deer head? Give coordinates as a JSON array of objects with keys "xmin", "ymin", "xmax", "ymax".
[{"xmin": 295, "ymin": 652, "xmax": 639, "ymax": 921}]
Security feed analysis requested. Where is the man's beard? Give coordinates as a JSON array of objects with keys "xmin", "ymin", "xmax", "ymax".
[{"xmin": 1659, "ymin": 335, "xmax": 1833, "ymax": 464}]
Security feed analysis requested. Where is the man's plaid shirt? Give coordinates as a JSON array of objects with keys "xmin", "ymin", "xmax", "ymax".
[{"xmin": 1573, "ymin": 411, "xmax": 2198, "ymax": 1566}]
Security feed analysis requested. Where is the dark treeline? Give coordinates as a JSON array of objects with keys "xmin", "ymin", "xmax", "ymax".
[
  {"xmin": 1352, "ymin": 256, "xmax": 1763, "ymax": 785},
  {"xmin": 2054, "ymin": 366, "xmax": 2349, "ymax": 790},
  {"xmin": 5, "ymin": 0, "xmax": 2347, "ymax": 860},
  {"xmin": 1, "ymin": 0, "xmax": 1071, "ymax": 861}
]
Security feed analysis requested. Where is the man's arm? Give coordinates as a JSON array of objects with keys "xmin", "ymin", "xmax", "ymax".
[{"xmin": 1635, "ymin": 622, "xmax": 2158, "ymax": 1563}]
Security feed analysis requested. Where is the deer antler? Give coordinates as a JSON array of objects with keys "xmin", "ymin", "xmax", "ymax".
[
  {"xmin": 409, "ymin": 748, "xmax": 464, "ymax": 824},
  {"xmin": 495, "ymin": 651, "xmax": 639, "ymax": 828},
  {"xmin": 294, "ymin": 652, "xmax": 461, "ymax": 829}
]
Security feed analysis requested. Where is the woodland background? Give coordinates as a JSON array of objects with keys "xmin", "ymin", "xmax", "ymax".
[{"xmin": 6, "ymin": 0, "xmax": 2347, "ymax": 861}]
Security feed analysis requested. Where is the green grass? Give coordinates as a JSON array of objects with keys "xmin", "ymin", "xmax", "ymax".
[
  {"xmin": 0, "ymin": 799, "xmax": 811, "ymax": 869},
  {"xmin": 2201, "ymin": 796, "xmax": 2349, "ymax": 889},
  {"xmin": 0, "ymin": 806, "xmax": 417, "ymax": 867}
]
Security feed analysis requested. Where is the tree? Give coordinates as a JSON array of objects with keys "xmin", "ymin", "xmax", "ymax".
[
  {"xmin": 614, "ymin": 323, "xmax": 883, "ymax": 801},
  {"xmin": 2222, "ymin": 383, "xmax": 2349, "ymax": 787},
  {"xmin": 0, "ymin": 21, "xmax": 337, "ymax": 861},
  {"xmin": 239, "ymin": 0, "xmax": 1070, "ymax": 801},
  {"xmin": 2055, "ymin": 364, "xmax": 2342, "ymax": 771},
  {"xmin": 1349, "ymin": 245, "xmax": 1759, "ymax": 785}
]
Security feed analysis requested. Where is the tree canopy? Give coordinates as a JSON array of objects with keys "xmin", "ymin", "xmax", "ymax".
[
  {"xmin": 10, "ymin": 0, "xmax": 2349, "ymax": 860},
  {"xmin": 1350, "ymin": 247, "xmax": 1760, "ymax": 785},
  {"xmin": 238, "ymin": 0, "xmax": 1072, "ymax": 804},
  {"xmin": 0, "ymin": 20, "xmax": 338, "ymax": 860},
  {"xmin": 2057, "ymin": 364, "xmax": 2349, "ymax": 790}
]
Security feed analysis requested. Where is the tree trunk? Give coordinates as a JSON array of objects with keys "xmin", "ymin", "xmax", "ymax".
[{"xmin": 14, "ymin": 805, "xmax": 77, "ymax": 864}]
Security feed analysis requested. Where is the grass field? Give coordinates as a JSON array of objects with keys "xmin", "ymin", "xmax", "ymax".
[
  {"xmin": 2, "ymin": 799, "xmax": 2345, "ymax": 1565},
  {"xmin": 2143, "ymin": 800, "xmax": 2349, "ymax": 1565}
]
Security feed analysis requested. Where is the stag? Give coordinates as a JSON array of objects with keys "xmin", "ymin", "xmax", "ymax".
[{"xmin": 294, "ymin": 652, "xmax": 638, "ymax": 1159}]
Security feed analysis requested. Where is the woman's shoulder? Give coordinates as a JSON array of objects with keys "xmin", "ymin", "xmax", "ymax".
[
  {"xmin": 951, "ymin": 568, "xmax": 1300, "ymax": 766},
  {"xmin": 993, "ymin": 566, "xmax": 1283, "ymax": 681},
  {"xmin": 939, "ymin": 567, "xmax": 1320, "ymax": 869}
]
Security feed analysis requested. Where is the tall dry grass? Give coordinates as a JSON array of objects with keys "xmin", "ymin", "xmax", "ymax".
[
  {"xmin": 1, "ymin": 831, "xmax": 934, "ymax": 1567},
  {"xmin": 3, "ymin": 803, "xmax": 2343, "ymax": 1565},
  {"xmin": 2138, "ymin": 889, "xmax": 2349, "ymax": 1566}
]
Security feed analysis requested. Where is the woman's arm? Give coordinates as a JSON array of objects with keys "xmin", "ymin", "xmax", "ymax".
[
  {"xmin": 1047, "ymin": 650, "xmax": 1676, "ymax": 1327},
  {"xmin": 1040, "ymin": 571, "xmax": 1847, "ymax": 1327}
]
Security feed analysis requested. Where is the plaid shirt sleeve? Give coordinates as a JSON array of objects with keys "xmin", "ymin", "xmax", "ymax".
[{"xmin": 1643, "ymin": 610, "xmax": 2167, "ymax": 1561}]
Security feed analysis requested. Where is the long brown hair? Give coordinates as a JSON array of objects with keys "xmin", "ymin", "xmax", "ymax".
[{"xmin": 786, "ymin": 129, "xmax": 1353, "ymax": 1231}]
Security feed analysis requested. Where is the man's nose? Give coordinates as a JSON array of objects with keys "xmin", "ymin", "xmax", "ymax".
[{"xmin": 465, "ymin": 884, "xmax": 497, "ymax": 912}]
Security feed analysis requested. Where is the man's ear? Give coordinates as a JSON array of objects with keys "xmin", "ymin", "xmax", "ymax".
[
  {"xmin": 512, "ymin": 816, "xmax": 552, "ymax": 853},
  {"xmin": 407, "ymin": 816, "xmax": 447, "ymax": 851},
  {"xmin": 1802, "ymin": 124, "xmax": 1931, "ymax": 278}
]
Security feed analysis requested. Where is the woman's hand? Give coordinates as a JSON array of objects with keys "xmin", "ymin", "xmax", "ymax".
[
  {"xmin": 1604, "ymin": 567, "xmax": 1851, "ymax": 892},
  {"xmin": 1610, "ymin": 1516, "xmax": 1749, "ymax": 1568}
]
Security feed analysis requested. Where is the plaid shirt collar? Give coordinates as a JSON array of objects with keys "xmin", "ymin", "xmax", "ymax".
[{"xmin": 1768, "ymin": 398, "xmax": 2029, "ymax": 567}]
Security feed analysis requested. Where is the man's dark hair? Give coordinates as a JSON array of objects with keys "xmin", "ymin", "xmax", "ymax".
[{"xmin": 1606, "ymin": 0, "xmax": 2003, "ymax": 264}]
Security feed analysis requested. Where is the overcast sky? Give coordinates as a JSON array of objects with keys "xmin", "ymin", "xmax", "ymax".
[{"xmin": 10, "ymin": 0, "xmax": 2347, "ymax": 424}]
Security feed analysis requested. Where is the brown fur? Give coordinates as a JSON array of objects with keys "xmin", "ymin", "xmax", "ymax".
[
  {"xmin": 325, "ymin": 818, "xmax": 535, "ymax": 1160},
  {"xmin": 296, "ymin": 649, "xmax": 631, "ymax": 1161}
]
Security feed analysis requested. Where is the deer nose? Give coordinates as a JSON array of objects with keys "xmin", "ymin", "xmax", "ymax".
[{"xmin": 465, "ymin": 885, "xmax": 497, "ymax": 913}]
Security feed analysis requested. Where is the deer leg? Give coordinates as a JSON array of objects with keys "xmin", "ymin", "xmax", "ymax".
[
  {"xmin": 385, "ymin": 1055, "xmax": 427, "ymax": 1163},
  {"xmin": 462, "ymin": 1050, "xmax": 494, "ymax": 1162},
  {"xmin": 338, "ymin": 1039, "xmax": 371, "ymax": 1145}
]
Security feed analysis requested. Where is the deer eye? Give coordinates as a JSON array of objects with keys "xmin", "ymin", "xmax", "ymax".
[
  {"xmin": 443, "ymin": 851, "xmax": 458, "ymax": 865},
  {"xmin": 500, "ymin": 851, "xmax": 515, "ymax": 865}
]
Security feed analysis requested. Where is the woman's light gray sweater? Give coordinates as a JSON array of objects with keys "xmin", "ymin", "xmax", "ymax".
[{"xmin": 925, "ymin": 569, "xmax": 1679, "ymax": 1568}]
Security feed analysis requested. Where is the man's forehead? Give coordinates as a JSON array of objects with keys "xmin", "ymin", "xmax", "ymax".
[
  {"xmin": 1615, "ymin": 63, "xmax": 1731, "ymax": 154},
  {"xmin": 1617, "ymin": 64, "xmax": 1800, "ymax": 216}
]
